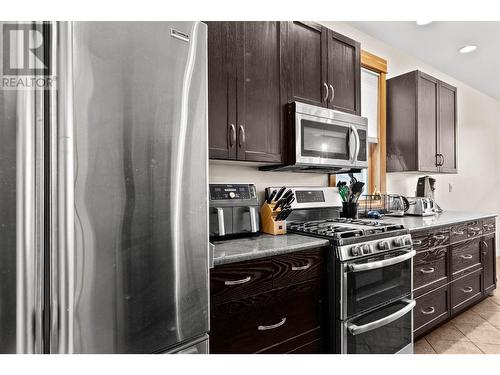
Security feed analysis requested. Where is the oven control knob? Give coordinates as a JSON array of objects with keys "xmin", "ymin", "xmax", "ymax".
[
  {"xmin": 350, "ymin": 246, "xmax": 362, "ymax": 256},
  {"xmin": 404, "ymin": 237, "xmax": 412, "ymax": 246},
  {"xmin": 378, "ymin": 241, "xmax": 389, "ymax": 250},
  {"xmin": 393, "ymin": 238, "xmax": 404, "ymax": 247},
  {"xmin": 362, "ymin": 244, "xmax": 373, "ymax": 254},
  {"xmin": 228, "ymin": 192, "xmax": 236, "ymax": 199}
]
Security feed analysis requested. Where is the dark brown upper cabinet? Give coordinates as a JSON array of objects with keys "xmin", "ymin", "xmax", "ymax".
[
  {"xmin": 387, "ymin": 70, "xmax": 457, "ymax": 173},
  {"xmin": 207, "ymin": 21, "xmax": 284, "ymax": 163},
  {"xmin": 281, "ymin": 22, "xmax": 361, "ymax": 115}
]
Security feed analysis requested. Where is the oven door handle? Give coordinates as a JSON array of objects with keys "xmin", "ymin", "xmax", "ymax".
[
  {"xmin": 348, "ymin": 250, "xmax": 416, "ymax": 273},
  {"xmin": 347, "ymin": 299, "xmax": 416, "ymax": 336}
]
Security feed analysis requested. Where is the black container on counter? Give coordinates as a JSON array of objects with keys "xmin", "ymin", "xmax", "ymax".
[{"xmin": 341, "ymin": 202, "xmax": 359, "ymax": 219}]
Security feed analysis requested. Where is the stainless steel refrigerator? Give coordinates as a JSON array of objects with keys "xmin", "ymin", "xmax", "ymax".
[{"xmin": 0, "ymin": 21, "xmax": 209, "ymax": 353}]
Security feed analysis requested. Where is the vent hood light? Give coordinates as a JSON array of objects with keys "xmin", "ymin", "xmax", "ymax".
[
  {"xmin": 416, "ymin": 21, "xmax": 433, "ymax": 26},
  {"xmin": 459, "ymin": 45, "xmax": 477, "ymax": 54}
]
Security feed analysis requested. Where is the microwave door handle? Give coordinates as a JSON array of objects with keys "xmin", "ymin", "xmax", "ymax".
[
  {"xmin": 347, "ymin": 299, "xmax": 416, "ymax": 336},
  {"xmin": 349, "ymin": 126, "xmax": 356, "ymax": 161},
  {"xmin": 352, "ymin": 126, "xmax": 361, "ymax": 162},
  {"xmin": 348, "ymin": 250, "xmax": 416, "ymax": 273}
]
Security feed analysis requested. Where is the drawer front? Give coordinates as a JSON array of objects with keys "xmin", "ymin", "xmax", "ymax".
[
  {"xmin": 468, "ymin": 220, "xmax": 483, "ymax": 238},
  {"xmin": 428, "ymin": 228, "xmax": 450, "ymax": 249},
  {"xmin": 414, "ymin": 285, "xmax": 449, "ymax": 334},
  {"xmin": 210, "ymin": 258, "xmax": 275, "ymax": 305},
  {"xmin": 273, "ymin": 248, "xmax": 324, "ymax": 289},
  {"xmin": 413, "ymin": 247, "xmax": 448, "ymax": 296},
  {"xmin": 451, "ymin": 270, "xmax": 483, "ymax": 314},
  {"xmin": 411, "ymin": 230, "xmax": 429, "ymax": 252},
  {"xmin": 210, "ymin": 280, "xmax": 321, "ymax": 354},
  {"xmin": 482, "ymin": 218, "xmax": 496, "ymax": 234},
  {"xmin": 450, "ymin": 222, "xmax": 468, "ymax": 244},
  {"xmin": 257, "ymin": 328, "xmax": 321, "ymax": 354},
  {"xmin": 451, "ymin": 238, "xmax": 482, "ymax": 278}
]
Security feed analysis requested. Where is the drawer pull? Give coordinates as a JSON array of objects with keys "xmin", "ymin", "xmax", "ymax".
[
  {"xmin": 452, "ymin": 231, "xmax": 465, "ymax": 235},
  {"xmin": 469, "ymin": 227, "xmax": 481, "ymax": 233},
  {"xmin": 432, "ymin": 235, "xmax": 446, "ymax": 240},
  {"xmin": 461, "ymin": 286, "xmax": 474, "ymax": 293},
  {"xmin": 421, "ymin": 307, "xmax": 435, "ymax": 315},
  {"xmin": 420, "ymin": 267, "xmax": 435, "ymax": 274},
  {"xmin": 291, "ymin": 262, "xmax": 312, "ymax": 271},
  {"xmin": 224, "ymin": 276, "xmax": 252, "ymax": 286},
  {"xmin": 413, "ymin": 240, "xmax": 423, "ymax": 245},
  {"xmin": 460, "ymin": 254, "xmax": 473, "ymax": 260},
  {"xmin": 258, "ymin": 317, "xmax": 286, "ymax": 331}
]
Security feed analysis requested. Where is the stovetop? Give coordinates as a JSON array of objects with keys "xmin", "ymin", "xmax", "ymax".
[
  {"xmin": 287, "ymin": 218, "xmax": 411, "ymax": 260},
  {"xmin": 287, "ymin": 218, "xmax": 406, "ymax": 240}
]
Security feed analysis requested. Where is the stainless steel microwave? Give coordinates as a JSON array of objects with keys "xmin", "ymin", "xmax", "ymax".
[{"xmin": 261, "ymin": 102, "xmax": 368, "ymax": 174}]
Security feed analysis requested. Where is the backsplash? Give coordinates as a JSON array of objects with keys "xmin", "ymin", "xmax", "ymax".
[{"xmin": 209, "ymin": 161, "xmax": 328, "ymax": 203}]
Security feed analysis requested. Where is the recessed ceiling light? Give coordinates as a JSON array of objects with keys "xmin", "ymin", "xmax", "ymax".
[
  {"xmin": 416, "ymin": 21, "xmax": 433, "ymax": 26},
  {"xmin": 459, "ymin": 45, "xmax": 477, "ymax": 54}
]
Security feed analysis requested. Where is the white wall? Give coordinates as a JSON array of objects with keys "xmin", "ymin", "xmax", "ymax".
[{"xmin": 209, "ymin": 22, "xmax": 500, "ymax": 249}]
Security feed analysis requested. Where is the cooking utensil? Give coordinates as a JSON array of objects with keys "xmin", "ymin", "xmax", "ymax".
[
  {"xmin": 274, "ymin": 186, "xmax": 286, "ymax": 202},
  {"xmin": 273, "ymin": 198, "xmax": 286, "ymax": 211},
  {"xmin": 267, "ymin": 190, "xmax": 277, "ymax": 204}
]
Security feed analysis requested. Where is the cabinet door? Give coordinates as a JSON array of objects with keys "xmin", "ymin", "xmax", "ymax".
[
  {"xmin": 282, "ymin": 21, "xmax": 328, "ymax": 107},
  {"xmin": 207, "ymin": 22, "xmax": 237, "ymax": 160},
  {"xmin": 327, "ymin": 30, "xmax": 361, "ymax": 115},
  {"xmin": 438, "ymin": 81, "xmax": 457, "ymax": 173},
  {"xmin": 417, "ymin": 72, "xmax": 439, "ymax": 172},
  {"xmin": 235, "ymin": 22, "xmax": 283, "ymax": 162},
  {"xmin": 482, "ymin": 234, "xmax": 497, "ymax": 295}
]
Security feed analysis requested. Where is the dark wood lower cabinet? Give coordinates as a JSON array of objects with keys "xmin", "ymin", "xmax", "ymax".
[
  {"xmin": 209, "ymin": 248, "xmax": 325, "ymax": 354},
  {"xmin": 413, "ymin": 218, "xmax": 497, "ymax": 340}
]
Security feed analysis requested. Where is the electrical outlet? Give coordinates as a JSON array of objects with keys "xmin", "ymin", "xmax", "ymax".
[{"xmin": 448, "ymin": 183, "xmax": 453, "ymax": 193}]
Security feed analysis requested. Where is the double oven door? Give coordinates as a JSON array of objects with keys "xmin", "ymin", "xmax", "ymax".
[{"xmin": 336, "ymin": 246, "xmax": 416, "ymax": 354}]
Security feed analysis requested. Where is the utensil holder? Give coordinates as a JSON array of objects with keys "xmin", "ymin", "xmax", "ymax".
[
  {"xmin": 341, "ymin": 202, "xmax": 359, "ymax": 219},
  {"xmin": 260, "ymin": 202, "xmax": 287, "ymax": 235}
]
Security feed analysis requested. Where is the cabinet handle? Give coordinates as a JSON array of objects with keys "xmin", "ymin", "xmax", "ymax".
[
  {"xmin": 460, "ymin": 254, "xmax": 473, "ymax": 260},
  {"xmin": 461, "ymin": 286, "xmax": 474, "ymax": 293},
  {"xmin": 412, "ymin": 240, "xmax": 423, "ymax": 245},
  {"xmin": 258, "ymin": 317, "xmax": 286, "ymax": 331},
  {"xmin": 436, "ymin": 154, "xmax": 441, "ymax": 167},
  {"xmin": 291, "ymin": 262, "xmax": 312, "ymax": 271},
  {"xmin": 420, "ymin": 267, "xmax": 435, "ymax": 274},
  {"xmin": 322, "ymin": 82, "xmax": 329, "ymax": 102},
  {"xmin": 224, "ymin": 276, "xmax": 251, "ymax": 286},
  {"xmin": 238, "ymin": 125, "xmax": 246, "ymax": 147},
  {"xmin": 482, "ymin": 240, "xmax": 489, "ymax": 255},
  {"xmin": 432, "ymin": 235, "xmax": 446, "ymax": 240},
  {"xmin": 440, "ymin": 154, "xmax": 445, "ymax": 166},
  {"xmin": 421, "ymin": 307, "xmax": 435, "ymax": 315},
  {"xmin": 452, "ymin": 231, "xmax": 465, "ymax": 235},
  {"xmin": 229, "ymin": 124, "xmax": 236, "ymax": 147},
  {"xmin": 329, "ymin": 84, "xmax": 335, "ymax": 103}
]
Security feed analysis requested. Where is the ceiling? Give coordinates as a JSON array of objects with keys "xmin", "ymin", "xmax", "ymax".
[{"xmin": 349, "ymin": 22, "xmax": 500, "ymax": 101}]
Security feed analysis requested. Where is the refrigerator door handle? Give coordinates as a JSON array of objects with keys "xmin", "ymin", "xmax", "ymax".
[{"xmin": 50, "ymin": 21, "xmax": 75, "ymax": 354}]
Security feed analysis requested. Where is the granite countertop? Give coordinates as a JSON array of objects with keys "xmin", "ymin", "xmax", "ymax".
[
  {"xmin": 383, "ymin": 211, "xmax": 497, "ymax": 231},
  {"xmin": 212, "ymin": 234, "xmax": 330, "ymax": 266}
]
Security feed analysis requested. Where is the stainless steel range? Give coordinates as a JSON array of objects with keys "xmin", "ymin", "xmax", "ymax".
[{"xmin": 267, "ymin": 186, "xmax": 416, "ymax": 354}]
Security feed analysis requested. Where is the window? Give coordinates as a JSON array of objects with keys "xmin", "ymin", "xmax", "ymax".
[{"xmin": 330, "ymin": 50, "xmax": 388, "ymax": 196}]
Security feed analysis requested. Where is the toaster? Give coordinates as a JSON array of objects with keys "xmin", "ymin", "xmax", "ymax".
[
  {"xmin": 405, "ymin": 197, "xmax": 439, "ymax": 217},
  {"xmin": 209, "ymin": 183, "xmax": 260, "ymax": 240}
]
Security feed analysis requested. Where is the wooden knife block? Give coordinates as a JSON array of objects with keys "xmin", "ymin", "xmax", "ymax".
[{"xmin": 260, "ymin": 202, "xmax": 287, "ymax": 235}]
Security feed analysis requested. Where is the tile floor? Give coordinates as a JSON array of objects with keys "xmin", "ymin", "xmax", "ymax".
[{"xmin": 415, "ymin": 257, "xmax": 500, "ymax": 354}]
